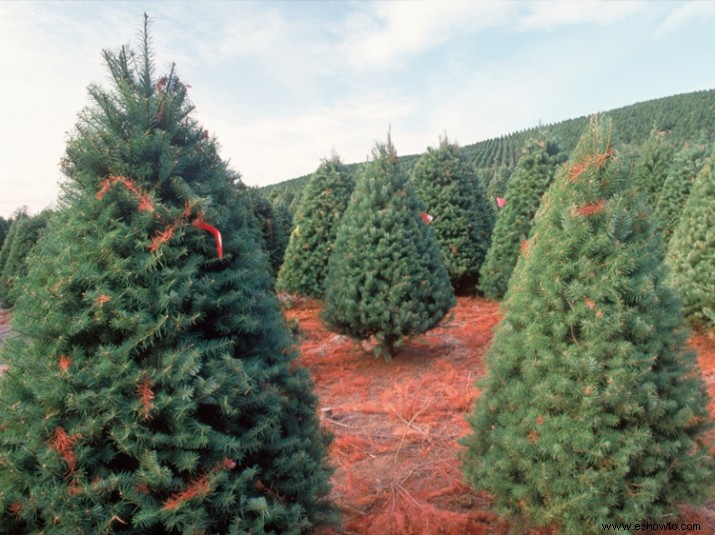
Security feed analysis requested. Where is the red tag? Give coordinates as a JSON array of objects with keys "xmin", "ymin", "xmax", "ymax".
[
  {"xmin": 496, "ymin": 197, "xmax": 506, "ymax": 208},
  {"xmin": 420, "ymin": 212, "xmax": 434, "ymax": 224},
  {"xmin": 192, "ymin": 218, "xmax": 223, "ymax": 259}
]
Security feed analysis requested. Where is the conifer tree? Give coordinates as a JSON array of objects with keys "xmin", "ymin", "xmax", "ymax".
[
  {"xmin": 277, "ymin": 155, "xmax": 353, "ymax": 298},
  {"xmin": 248, "ymin": 188, "xmax": 293, "ymax": 278},
  {"xmin": 322, "ymin": 137, "xmax": 455, "ymax": 361},
  {"xmin": 0, "ymin": 215, "xmax": 11, "ymax": 251},
  {"xmin": 630, "ymin": 125, "xmax": 675, "ymax": 207},
  {"xmin": 411, "ymin": 137, "xmax": 493, "ymax": 293},
  {"xmin": 0, "ymin": 210, "xmax": 50, "ymax": 308},
  {"xmin": 0, "ymin": 17, "xmax": 332, "ymax": 534},
  {"xmin": 479, "ymin": 136, "xmax": 566, "ymax": 300},
  {"xmin": 462, "ymin": 117, "xmax": 713, "ymax": 534},
  {"xmin": 653, "ymin": 140, "xmax": 708, "ymax": 245},
  {"xmin": 666, "ymin": 142, "xmax": 715, "ymax": 328}
]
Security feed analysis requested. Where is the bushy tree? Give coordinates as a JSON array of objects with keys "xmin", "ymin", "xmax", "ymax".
[
  {"xmin": 654, "ymin": 140, "xmax": 709, "ymax": 245},
  {"xmin": 322, "ymin": 137, "xmax": 455, "ymax": 361},
  {"xmin": 0, "ymin": 210, "xmax": 51, "ymax": 307},
  {"xmin": 276, "ymin": 155, "xmax": 353, "ymax": 298},
  {"xmin": 631, "ymin": 125, "xmax": 675, "ymax": 207},
  {"xmin": 248, "ymin": 188, "xmax": 293, "ymax": 278},
  {"xmin": 479, "ymin": 136, "xmax": 566, "ymax": 300},
  {"xmin": 0, "ymin": 215, "xmax": 11, "ymax": 251},
  {"xmin": 411, "ymin": 137, "xmax": 493, "ymax": 293},
  {"xmin": 666, "ymin": 142, "xmax": 715, "ymax": 328},
  {"xmin": 0, "ymin": 18, "xmax": 333, "ymax": 534},
  {"xmin": 462, "ymin": 117, "xmax": 713, "ymax": 534}
]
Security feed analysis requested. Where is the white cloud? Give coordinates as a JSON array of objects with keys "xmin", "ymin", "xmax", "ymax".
[
  {"xmin": 517, "ymin": 1, "xmax": 646, "ymax": 31},
  {"xmin": 658, "ymin": 0, "xmax": 715, "ymax": 34},
  {"xmin": 339, "ymin": 1, "xmax": 515, "ymax": 70}
]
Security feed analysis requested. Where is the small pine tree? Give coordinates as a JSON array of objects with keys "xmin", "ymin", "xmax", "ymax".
[
  {"xmin": 462, "ymin": 117, "xmax": 714, "ymax": 534},
  {"xmin": 666, "ymin": 142, "xmax": 715, "ymax": 328},
  {"xmin": 411, "ymin": 137, "xmax": 493, "ymax": 293},
  {"xmin": 322, "ymin": 137, "xmax": 455, "ymax": 361},
  {"xmin": 0, "ymin": 210, "xmax": 50, "ymax": 308},
  {"xmin": 248, "ymin": 188, "xmax": 293, "ymax": 278},
  {"xmin": 479, "ymin": 136, "xmax": 566, "ymax": 300},
  {"xmin": 276, "ymin": 155, "xmax": 353, "ymax": 298},
  {"xmin": 653, "ymin": 140, "xmax": 708, "ymax": 245},
  {"xmin": 0, "ymin": 17, "xmax": 333, "ymax": 534},
  {"xmin": 630, "ymin": 125, "xmax": 675, "ymax": 207}
]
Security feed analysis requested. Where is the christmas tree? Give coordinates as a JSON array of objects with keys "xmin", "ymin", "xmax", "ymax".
[
  {"xmin": 666, "ymin": 141, "xmax": 715, "ymax": 328},
  {"xmin": 247, "ymin": 188, "xmax": 293, "ymax": 278},
  {"xmin": 0, "ymin": 210, "xmax": 50, "ymax": 308},
  {"xmin": 630, "ymin": 126, "xmax": 675, "ymax": 207},
  {"xmin": 479, "ymin": 136, "xmax": 565, "ymax": 300},
  {"xmin": 276, "ymin": 155, "xmax": 353, "ymax": 298},
  {"xmin": 0, "ymin": 17, "xmax": 333, "ymax": 534},
  {"xmin": 322, "ymin": 136, "xmax": 455, "ymax": 361},
  {"xmin": 462, "ymin": 117, "xmax": 713, "ymax": 534},
  {"xmin": 653, "ymin": 140, "xmax": 708, "ymax": 245},
  {"xmin": 411, "ymin": 137, "xmax": 493, "ymax": 293}
]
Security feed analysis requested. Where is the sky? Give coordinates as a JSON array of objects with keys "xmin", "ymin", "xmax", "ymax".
[{"xmin": 1, "ymin": 0, "xmax": 715, "ymax": 218}]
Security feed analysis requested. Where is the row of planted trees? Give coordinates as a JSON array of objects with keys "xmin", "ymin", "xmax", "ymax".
[{"xmin": 0, "ymin": 16, "xmax": 714, "ymax": 535}]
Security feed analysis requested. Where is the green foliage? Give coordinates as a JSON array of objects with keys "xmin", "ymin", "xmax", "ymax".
[
  {"xmin": 462, "ymin": 117, "xmax": 714, "ymax": 534},
  {"xmin": 411, "ymin": 137, "xmax": 493, "ymax": 293},
  {"xmin": 654, "ymin": 140, "xmax": 709, "ymax": 245},
  {"xmin": 666, "ymin": 142, "xmax": 715, "ymax": 328},
  {"xmin": 0, "ymin": 18, "xmax": 333, "ymax": 534},
  {"xmin": 0, "ymin": 210, "xmax": 51, "ymax": 308},
  {"xmin": 277, "ymin": 156, "xmax": 353, "ymax": 298},
  {"xmin": 321, "ymin": 137, "xmax": 455, "ymax": 361},
  {"xmin": 0, "ymin": 215, "xmax": 11, "ymax": 252},
  {"xmin": 479, "ymin": 136, "xmax": 566, "ymax": 300},
  {"xmin": 248, "ymin": 188, "xmax": 293, "ymax": 278},
  {"xmin": 630, "ymin": 126, "xmax": 675, "ymax": 207}
]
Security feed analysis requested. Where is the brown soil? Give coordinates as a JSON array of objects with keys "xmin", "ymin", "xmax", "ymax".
[{"xmin": 284, "ymin": 296, "xmax": 715, "ymax": 535}]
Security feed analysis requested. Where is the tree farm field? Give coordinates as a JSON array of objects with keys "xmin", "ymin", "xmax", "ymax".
[
  {"xmin": 279, "ymin": 296, "xmax": 715, "ymax": 535},
  {"xmin": 1, "ymin": 298, "xmax": 714, "ymax": 534}
]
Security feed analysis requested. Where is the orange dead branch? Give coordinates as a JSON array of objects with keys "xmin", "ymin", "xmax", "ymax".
[
  {"xmin": 96, "ymin": 294, "xmax": 111, "ymax": 307},
  {"xmin": 137, "ymin": 379, "xmax": 155, "ymax": 420},
  {"xmin": 162, "ymin": 474, "xmax": 212, "ymax": 511},
  {"xmin": 96, "ymin": 175, "xmax": 154, "ymax": 212},
  {"xmin": 59, "ymin": 354, "xmax": 71, "ymax": 374},
  {"xmin": 575, "ymin": 199, "xmax": 606, "ymax": 217},
  {"xmin": 48, "ymin": 427, "xmax": 82, "ymax": 476}
]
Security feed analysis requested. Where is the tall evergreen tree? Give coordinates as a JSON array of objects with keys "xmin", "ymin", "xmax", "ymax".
[
  {"xmin": 479, "ymin": 136, "xmax": 566, "ymax": 300},
  {"xmin": 248, "ymin": 188, "xmax": 293, "ymax": 278},
  {"xmin": 462, "ymin": 117, "xmax": 713, "ymax": 534},
  {"xmin": 666, "ymin": 142, "xmax": 715, "ymax": 328},
  {"xmin": 411, "ymin": 137, "xmax": 493, "ymax": 293},
  {"xmin": 322, "ymin": 137, "xmax": 455, "ymax": 361},
  {"xmin": 0, "ymin": 18, "xmax": 332, "ymax": 534},
  {"xmin": 0, "ymin": 210, "xmax": 51, "ymax": 308},
  {"xmin": 653, "ymin": 140, "xmax": 709, "ymax": 245},
  {"xmin": 630, "ymin": 125, "xmax": 675, "ymax": 207},
  {"xmin": 0, "ymin": 215, "xmax": 11, "ymax": 252},
  {"xmin": 276, "ymin": 155, "xmax": 353, "ymax": 298}
]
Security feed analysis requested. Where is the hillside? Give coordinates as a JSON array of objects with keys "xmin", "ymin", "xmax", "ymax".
[{"xmin": 260, "ymin": 89, "xmax": 715, "ymax": 211}]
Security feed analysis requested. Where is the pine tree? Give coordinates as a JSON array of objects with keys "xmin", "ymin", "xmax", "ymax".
[
  {"xmin": 462, "ymin": 117, "xmax": 713, "ymax": 534},
  {"xmin": 630, "ymin": 125, "xmax": 675, "ymax": 207},
  {"xmin": 276, "ymin": 155, "xmax": 353, "ymax": 298},
  {"xmin": 248, "ymin": 188, "xmax": 293, "ymax": 278},
  {"xmin": 322, "ymin": 137, "xmax": 455, "ymax": 361},
  {"xmin": 0, "ymin": 17, "xmax": 333, "ymax": 534},
  {"xmin": 653, "ymin": 140, "xmax": 708, "ymax": 245},
  {"xmin": 411, "ymin": 137, "xmax": 493, "ymax": 293},
  {"xmin": 0, "ymin": 210, "xmax": 50, "ymax": 308},
  {"xmin": 479, "ymin": 136, "xmax": 566, "ymax": 300},
  {"xmin": 0, "ymin": 215, "xmax": 11, "ymax": 251},
  {"xmin": 666, "ymin": 142, "xmax": 715, "ymax": 328}
]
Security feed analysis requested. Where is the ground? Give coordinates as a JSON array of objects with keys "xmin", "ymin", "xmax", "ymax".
[
  {"xmin": 0, "ymin": 299, "xmax": 714, "ymax": 534},
  {"xmin": 282, "ymin": 296, "xmax": 715, "ymax": 535}
]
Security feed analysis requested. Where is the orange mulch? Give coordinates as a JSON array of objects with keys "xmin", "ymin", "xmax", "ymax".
[{"xmin": 285, "ymin": 296, "xmax": 715, "ymax": 535}]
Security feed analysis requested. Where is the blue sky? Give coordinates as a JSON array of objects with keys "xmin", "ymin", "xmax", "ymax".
[{"xmin": 2, "ymin": 0, "xmax": 715, "ymax": 218}]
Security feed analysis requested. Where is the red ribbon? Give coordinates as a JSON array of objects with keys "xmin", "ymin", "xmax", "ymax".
[
  {"xmin": 192, "ymin": 218, "xmax": 223, "ymax": 259},
  {"xmin": 496, "ymin": 197, "xmax": 506, "ymax": 208},
  {"xmin": 420, "ymin": 212, "xmax": 434, "ymax": 224}
]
